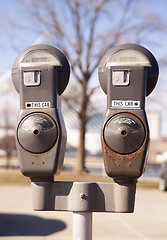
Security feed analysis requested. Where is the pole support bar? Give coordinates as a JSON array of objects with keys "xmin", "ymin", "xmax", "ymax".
[
  {"xmin": 31, "ymin": 181, "xmax": 136, "ymax": 213},
  {"xmin": 72, "ymin": 212, "xmax": 92, "ymax": 240}
]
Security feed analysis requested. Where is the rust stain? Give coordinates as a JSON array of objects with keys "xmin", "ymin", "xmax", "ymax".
[
  {"xmin": 102, "ymin": 141, "xmax": 142, "ymax": 162},
  {"xmin": 102, "ymin": 139, "xmax": 147, "ymax": 179}
]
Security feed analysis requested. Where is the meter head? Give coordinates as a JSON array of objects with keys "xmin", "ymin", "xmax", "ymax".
[
  {"xmin": 98, "ymin": 43, "xmax": 159, "ymax": 97},
  {"xmin": 12, "ymin": 44, "xmax": 70, "ymax": 95}
]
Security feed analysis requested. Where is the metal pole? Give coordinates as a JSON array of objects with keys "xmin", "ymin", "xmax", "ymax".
[{"xmin": 72, "ymin": 212, "xmax": 92, "ymax": 240}]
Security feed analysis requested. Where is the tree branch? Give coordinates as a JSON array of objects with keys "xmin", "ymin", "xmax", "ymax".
[{"xmin": 86, "ymin": 0, "xmax": 108, "ymax": 72}]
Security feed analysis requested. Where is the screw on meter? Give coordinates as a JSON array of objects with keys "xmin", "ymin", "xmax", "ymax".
[
  {"xmin": 12, "ymin": 44, "xmax": 70, "ymax": 181},
  {"xmin": 98, "ymin": 44, "xmax": 159, "ymax": 181}
]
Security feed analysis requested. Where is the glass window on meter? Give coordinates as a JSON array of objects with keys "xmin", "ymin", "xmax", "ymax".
[
  {"xmin": 106, "ymin": 49, "xmax": 151, "ymax": 67},
  {"xmin": 20, "ymin": 50, "xmax": 62, "ymax": 67}
]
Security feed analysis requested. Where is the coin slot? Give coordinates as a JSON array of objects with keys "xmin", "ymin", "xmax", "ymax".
[
  {"xmin": 121, "ymin": 130, "xmax": 127, "ymax": 136},
  {"xmin": 33, "ymin": 129, "xmax": 40, "ymax": 136}
]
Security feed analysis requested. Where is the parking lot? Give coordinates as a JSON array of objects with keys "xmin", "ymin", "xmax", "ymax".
[{"xmin": 0, "ymin": 184, "xmax": 167, "ymax": 239}]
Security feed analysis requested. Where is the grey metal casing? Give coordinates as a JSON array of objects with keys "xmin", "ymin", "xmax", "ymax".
[
  {"xmin": 31, "ymin": 181, "xmax": 136, "ymax": 213},
  {"xmin": 12, "ymin": 44, "xmax": 70, "ymax": 95},
  {"xmin": 101, "ymin": 109, "xmax": 149, "ymax": 180},
  {"xmin": 98, "ymin": 43, "xmax": 159, "ymax": 97},
  {"xmin": 98, "ymin": 44, "xmax": 158, "ymax": 181},
  {"xmin": 106, "ymin": 66, "xmax": 147, "ymax": 109},
  {"xmin": 12, "ymin": 44, "xmax": 70, "ymax": 181},
  {"xmin": 16, "ymin": 108, "xmax": 66, "ymax": 180}
]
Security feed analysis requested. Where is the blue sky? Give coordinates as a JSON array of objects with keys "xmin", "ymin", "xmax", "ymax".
[
  {"xmin": 0, "ymin": 0, "xmax": 166, "ymax": 76},
  {"xmin": 0, "ymin": 0, "xmax": 166, "ymax": 73}
]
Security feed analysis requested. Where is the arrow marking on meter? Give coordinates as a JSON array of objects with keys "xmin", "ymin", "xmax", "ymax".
[{"xmin": 111, "ymin": 100, "xmax": 140, "ymax": 108}]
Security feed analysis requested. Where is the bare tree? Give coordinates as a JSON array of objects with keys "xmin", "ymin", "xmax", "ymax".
[
  {"xmin": 10, "ymin": 0, "xmax": 165, "ymax": 172},
  {"xmin": 0, "ymin": 107, "xmax": 16, "ymax": 168}
]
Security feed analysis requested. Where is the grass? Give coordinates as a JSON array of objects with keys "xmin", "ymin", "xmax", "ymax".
[
  {"xmin": 0, "ymin": 169, "xmax": 159, "ymax": 189},
  {"xmin": 138, "ymin": 179, "xmax": 159, "ymax": 189},
  {"xmin": 0, "ymin": 169, "xmax": 30, "ymax": 184}
]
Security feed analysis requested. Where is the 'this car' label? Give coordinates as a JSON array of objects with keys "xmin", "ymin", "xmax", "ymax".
[
  {"xmin": 111, "ymin": 100, "xmax": 140, "ymax": 108},
  {"xmin": 25, "ymin": 102, "xmax": 51, "ymax": 109}
]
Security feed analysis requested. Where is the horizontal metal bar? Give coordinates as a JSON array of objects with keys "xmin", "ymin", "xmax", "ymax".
[{"xmin": 31, "ymin": 181, "xmax": 136, "ymax": 213}]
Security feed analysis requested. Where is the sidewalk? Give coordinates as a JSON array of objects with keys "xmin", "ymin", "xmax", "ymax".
[{"xmin": 0, "ymin": 184, "xmax": 167, "ymax": 239}]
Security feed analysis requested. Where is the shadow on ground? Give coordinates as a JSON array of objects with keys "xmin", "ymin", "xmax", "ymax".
[{"xmin": 0, "ymin": 213, "xmax": 66, "ymax": 236}]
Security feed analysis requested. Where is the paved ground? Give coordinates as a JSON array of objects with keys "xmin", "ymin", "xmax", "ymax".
[{"xmin": 0, "ymin": 184, "xmax": 167, "ymax": 240}]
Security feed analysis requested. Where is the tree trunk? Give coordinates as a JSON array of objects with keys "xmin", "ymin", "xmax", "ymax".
[
  {"xmin": 76, "ymin": 116, "xmax": 86, "ymax": 172},
  {"xmin": 75, "ymin": 79, "xmax": 88, "ymax": 173},
  {"xmin": 6, "ymin": 154, "xmax": 11, "ymax": 169}
]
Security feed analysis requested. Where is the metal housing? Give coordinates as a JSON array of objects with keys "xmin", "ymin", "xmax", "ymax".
[
  {"xmin": 12, "ymin": 44, "xmax": 70, "ymax": 180},
  {"xmin": 98, "ymin": 43, "xmax": 159, "ymax": 96}
]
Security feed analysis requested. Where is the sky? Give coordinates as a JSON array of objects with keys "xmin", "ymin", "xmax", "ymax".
[
  {"xmin": 0, "ymin": 0, "xmax": 166, "ymax": 75},
  {"xmin": 0, "ymin": 0, "xmax": 167, "ymax": 137},
  {"xmin": 0, "ymin": 0, "xmax": 166, "ymax": 74}
]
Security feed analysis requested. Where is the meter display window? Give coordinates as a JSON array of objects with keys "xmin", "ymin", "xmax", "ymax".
[
  {"xmin": 106, "ymin": 49, "xmax": 151, "ymax": 67},
  {"xmin": 20, "ymin": 50, "xmax": 61, "ymax": 67}
]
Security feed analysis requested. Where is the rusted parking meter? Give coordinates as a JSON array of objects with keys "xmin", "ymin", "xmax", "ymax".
[
  {"xmin": 12, "ymin": 44, "xmax": 70, "ymax": 182},
  {"xmin": 98, "ymin": 44, "xmax": 159, "ymax": 183}
]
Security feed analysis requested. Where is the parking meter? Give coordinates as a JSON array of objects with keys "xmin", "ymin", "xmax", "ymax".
[
  {"xmin": 12, "ymin": 44, "xmax": 70, "ymax": 181},
  {"xmin": 98, "ymin": 44, "xmax": 158, "ymax": 182}
]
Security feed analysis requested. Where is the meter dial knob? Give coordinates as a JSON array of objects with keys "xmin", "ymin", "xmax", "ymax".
[{"xmin": 104, "ymin": 113, "xmax": 145, "ymax": 154}]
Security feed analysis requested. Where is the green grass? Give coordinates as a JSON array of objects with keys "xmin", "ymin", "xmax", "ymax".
[
  {"xmin": 138, "ymin": 179, "xmax": 159, "ymax": 189},
  {"xmin": 0, "ymin": 170, "xmax": 30, "ymax": 184},
  {"xmin": 0, "ymin": 169, "xmax": 159, "ymax": 188}
]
